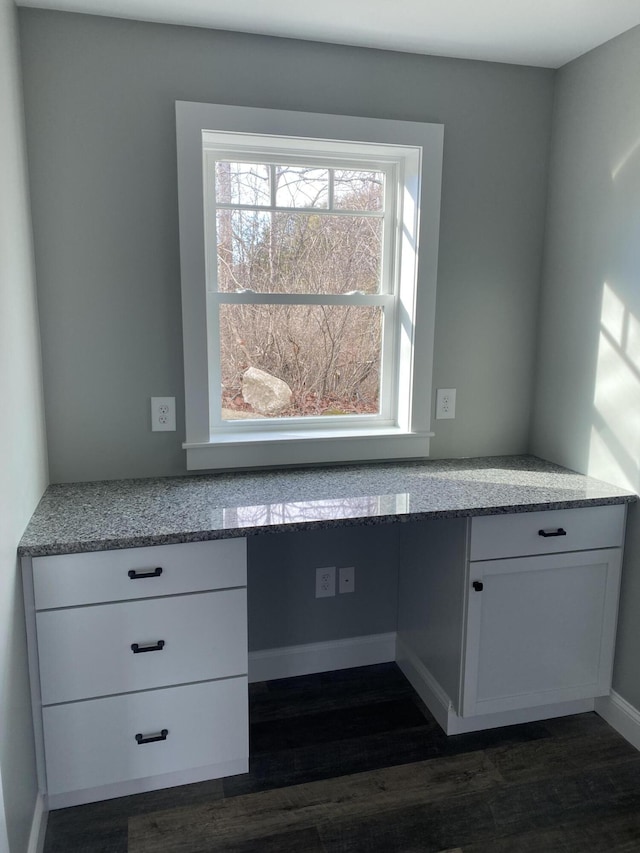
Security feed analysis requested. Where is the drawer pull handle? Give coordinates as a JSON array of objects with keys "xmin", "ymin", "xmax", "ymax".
[
  {"xmin": 128, "ymin": 567, "xmax": 163, "ymax": 580},
  {"xmin": 472, "ymin": 581, "xmax": 483, "ymax": 592},
  {"xmin": 131, "ymin": 640, "xmax": 165, "ymax": 654},
  {"xmin": 135, "ymin": 729, "xmax": 168, "ymax": 745},
  {"xmin": 538, "ymin": 528, "xmax": 567, "ymax": 538}
]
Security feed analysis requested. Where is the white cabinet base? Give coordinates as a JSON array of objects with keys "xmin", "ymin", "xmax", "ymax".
[
  {"xmin": 23, "ymin": 539, "xmax": 250, "ymax": 812},
  {"xmin": 396, "ymin": 636, "xmax": 595, "ymax": 735},
  {"xmin": 397, "ymin": 506, "xmax": 626, "ymax": 736}
]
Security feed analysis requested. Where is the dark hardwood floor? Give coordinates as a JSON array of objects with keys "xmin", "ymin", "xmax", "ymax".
[{"xmin": 44, "ymin": 664, "xmax": 640, "ymax": 852}]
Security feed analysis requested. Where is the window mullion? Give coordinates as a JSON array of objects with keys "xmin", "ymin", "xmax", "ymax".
[
  {"xmin": 204, "ymin": 152, "xmax": 219, "ymax": 292},
  {"xmin": 213, "ymin": 292, "xmax": 392, "ymax": 307},
  {"xmin": 206, "ymin": 292, "xmax": 224, "ymax": 429},
  {"xmin": 379, "ymin": 164, "xmax": 397, "ymax": 296},
  {"xmin": 214, "ymin": 201, "xmax": 384, "ymax": 217},
  {"xmin": 379, "ymin": 297, "xmax": 398, "ymax": 423}
]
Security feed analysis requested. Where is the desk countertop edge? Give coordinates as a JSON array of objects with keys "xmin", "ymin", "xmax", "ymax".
[{"xmin": 19, "ymin": 455, "xmax": 637, "ymax": 559}]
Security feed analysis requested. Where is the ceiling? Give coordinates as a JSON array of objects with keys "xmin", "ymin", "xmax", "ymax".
[{"xmin": 16, "ymin": 0, "xmax": 640, "ymax": 68}]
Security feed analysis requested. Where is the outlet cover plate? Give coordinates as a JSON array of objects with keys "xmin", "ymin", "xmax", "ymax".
[
  {"xmin": 315, "ymin": 566, "xmax": 336, "ymax": 598},
  {"xmin": 436, "ymin": 388, "xmax": 456, "ymax": 420},
  {"xmin": 339, "ymin": 566, "xmax": 355, "ymax": 594},
  {"xmin": 151, "ymin": 396, "xmax": 176, "ymax": 431}
]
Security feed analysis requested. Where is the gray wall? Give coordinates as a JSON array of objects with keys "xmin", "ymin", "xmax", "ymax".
[
  {"xmin": 248, "ymin": 525, "xmax": 399, "ymax": 650},
  {"xmin": 531, "ymin": 26, "xmax": 640, "ymax": 707},
  {"xmin": 19, "ymin": 9, "xmax": 555, "ymax": 483},
  {"xmin": 0, "ymin": 0, "xmax": 49, "ymax": 849}
]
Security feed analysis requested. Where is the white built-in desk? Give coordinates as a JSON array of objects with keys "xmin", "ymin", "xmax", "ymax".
[{"xmin": 18, "ymin": 455, "xmax": 636, "ymax": 808}]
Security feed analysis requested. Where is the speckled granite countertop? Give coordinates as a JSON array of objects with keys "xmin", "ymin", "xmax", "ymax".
[{"xmin": 18, "ymin": 455, "xmax": 636, "ymax": 557}]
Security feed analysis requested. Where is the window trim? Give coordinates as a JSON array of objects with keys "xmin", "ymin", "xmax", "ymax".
[{"xmin": 176, "ymin": 101, "xmax": 443, "ymax": 471}]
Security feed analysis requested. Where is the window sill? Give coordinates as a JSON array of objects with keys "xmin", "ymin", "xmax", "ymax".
[{"xmin": 183, "ymin": 428, "xmax": 434, "ymax": 471}]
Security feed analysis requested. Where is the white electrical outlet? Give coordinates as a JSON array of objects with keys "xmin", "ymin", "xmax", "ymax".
[
  {"xmin": 151, "ymin": 396, "xmax": 176, "ymax": 432},
  {"xmin": 436, "ymin": 388, "xmax": 456, "ymax": 420},
  {"xmin": 315, "ymin": 566, "xmax": 336, "ymax": 598},
  {"xmin": 339, "ymin": 566, "xmax": 355, "ymax": 594}
]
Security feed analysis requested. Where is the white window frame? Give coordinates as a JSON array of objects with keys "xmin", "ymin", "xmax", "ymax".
[
  {"xmin": 206, "ymin": 140, "xmax": 401, "ymax": 433},
  {"xmin": 176, "ymin": 102, "xmax": 443, "ymax": 471}
]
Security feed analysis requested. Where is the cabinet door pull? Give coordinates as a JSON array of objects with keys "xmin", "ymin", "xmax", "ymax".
[
  {"xmin": 131, "ymin": 640, "xmax": 165, "ymax": 654},
  {"xmin": 538, "ymin": 528, "xmax": 567, "ymax": 538},
  {"xmin": 128, "ymin": 567, "xmax": 163, "ymax": 579},
  {"xmin": 135, "ymin": 729, "xmax": 168, "ymax": 745},
  {"xmin": 472, "ymin": 581, "xmax": 483, "ymax": 592}
]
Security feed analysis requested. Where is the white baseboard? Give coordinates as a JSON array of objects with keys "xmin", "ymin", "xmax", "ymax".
[
  {"xmin": 397, "ymin": 635, "xmax": 594, "ymax": 735},
  {"xmin": 248, "ymin": 633, "xmax": 396, "ymax": 683},
  {"xmin": 395, "ymin": 636, "xmax": 451, "ymax": 732},
  {"xmin": 27, "ymin": 793, "xmax": 47, "ymax": 853},
  {"xmin": 595, "ymin": 691, "xmax": 640, "ymax": 752}
]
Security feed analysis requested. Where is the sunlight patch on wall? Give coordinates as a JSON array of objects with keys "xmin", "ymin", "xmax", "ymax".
[
  {"xmin": 588, "ymin": 282, "xmax": 640, "ymax": 491},
  {"xmin": 612, "ymin": 135, "xmax": 640, "ymax": 182},
  {"xmin": 600, "ymin": 281, "xmax": 627, "ymax": 343}
]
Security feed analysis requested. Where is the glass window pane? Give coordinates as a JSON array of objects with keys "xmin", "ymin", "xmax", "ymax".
[
  {"xmin": 216, "ymin": 209, "xmax": 272, "ymax": 292},
  {"xmin": 215, "ymin": 161, "xmax": 270, "ymax": 206},
  {"xmin": 215, "ymin": 210, "xmax": 382, "ymax": 294},
  {"xmin": 333, "ymin": 169, "xmax": 384, "ymax": 211},
  {"xmin": 275, "ymin": 166, "xmax": 328, "ymax": 208},
  {"xmin": 219, "ymin": 304, "xmax": 382, "ymax": 420}
]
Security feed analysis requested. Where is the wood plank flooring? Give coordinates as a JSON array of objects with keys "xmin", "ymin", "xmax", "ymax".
[{"xmin": 43, "ymin": 664, "xmax": 640, "ymax": 852}]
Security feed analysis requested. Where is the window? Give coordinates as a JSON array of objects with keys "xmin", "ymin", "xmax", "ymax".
[{"xmin": 176, "ymin": 102, "xmax": 443, "ymax": 470}]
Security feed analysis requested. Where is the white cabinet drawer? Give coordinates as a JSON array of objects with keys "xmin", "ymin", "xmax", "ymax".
[
  {"xmin": 470, "ymin": 504, "xmax": 626, "ymax": 561},
  {"xmin": 32, "ymin": 538, "xmax": 246, "ymax": 609},
  {"xmin": 37, "ymin": 589, "xmax": 247, "ymax": 705},
  {"xmin": 43, "ymin": 677, "xmax": 248, "ymax": 796}
]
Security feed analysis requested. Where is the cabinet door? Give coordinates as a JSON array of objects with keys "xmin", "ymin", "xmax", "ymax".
[{"xmin": 462, "ymin": 549, "xmax": 621, "ymax": 718}]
